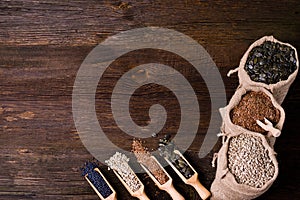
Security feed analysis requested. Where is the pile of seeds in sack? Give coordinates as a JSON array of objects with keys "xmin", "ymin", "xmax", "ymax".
[{"xmin": 210, "ymin": 36, "xmax": 298, "ymax": 200}]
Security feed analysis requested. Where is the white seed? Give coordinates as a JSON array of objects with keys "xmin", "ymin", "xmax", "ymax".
[
  {"xmin": 227, "ymin": 134, "xmax": 275, "ymax": 188},
  {"xmin": 105, "ymin": 152, "xmax": 142, "ymax": 192}
]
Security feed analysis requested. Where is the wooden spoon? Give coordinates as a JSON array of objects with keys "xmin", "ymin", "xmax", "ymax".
[
  {"xmin": 140, "ymin": 156, "xmax": 185, "ymax": 200},
  {"xmin": 112, "ymin": 168, "xmax": 150, "ymax": 200},
  {"xmin": 164, "ymin": 150, "xmax": 211, "ymax": 200},
  {"xmin": 84, "ymin": 168, "xmax": 117, "ymax": 200}
]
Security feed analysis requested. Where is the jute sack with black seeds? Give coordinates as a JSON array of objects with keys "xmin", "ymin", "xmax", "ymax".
[
  {"xmin": 228, "ymin": 36, "xmax": 299, "ymax": 104},
  {"xmin": 219, "ymin": 86, "xmax": 285, "ymax": 146},
  {"xmin": 210, "ymin": 132, "xmax": 279, "ymax": 200}
]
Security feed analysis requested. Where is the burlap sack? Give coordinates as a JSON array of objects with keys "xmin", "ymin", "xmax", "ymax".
[
  {"xmin": 228, "ymin": 35, "xmax": 299, "ymax": 104},
  {"xmin": 210, "ymin": 131, "xmax": 279, "ymax": 200},
  {"xmin": 219, "ymin": 86, "xmax": 285, "ymax": 146}
]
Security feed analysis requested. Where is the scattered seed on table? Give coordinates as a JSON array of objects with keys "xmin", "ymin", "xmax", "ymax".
[
  {"xmin": 81, "ymin": 161, "xmax": 113, "ymax": 198},
  {"xmin": 230, "ymin": 91, "xmax": 280, "ymax": 133},
  {"xmin": 245, "ymin": 41, "xmax": 297, "ymax": 84},
  {"xmin": 105, "ymin": 152, "xmax": 141, "ymax": 192},
  {"xmin": 227, "ymin": 134, "xmax": 275, "ymax": 188}
]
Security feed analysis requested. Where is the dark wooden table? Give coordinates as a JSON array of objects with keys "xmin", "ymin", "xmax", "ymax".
[{"xmin": 1, "ymin": 1, "xmax": 299, "ymax": 199}]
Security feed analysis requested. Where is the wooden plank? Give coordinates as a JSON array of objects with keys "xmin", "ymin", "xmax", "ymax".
[{"xmin": 1, "ymin": 0, "xmax": 300, "ymax": 199}]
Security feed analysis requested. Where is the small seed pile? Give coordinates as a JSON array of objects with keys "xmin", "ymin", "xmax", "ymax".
[
  {"xmin": 158, "ymin": 135, "xmax": 194, "ymax": 179},
  {"xmin": 105, "ymin": 152, "xmax": 141, "ymax": 192},
  {"xmin": 230, "ymin": 91, "xmax": 280, "ymax": 133},
  {"xmin": 132, "ymin": 139, "xmax": 169, "ymax": 185},
  {"xmin": 227, "ymin": 134, "xmax": 275, "ymax": 188},
  {"xmin": 245, "ymin": 41, "xmax": 297, "ymax": 84},
  {"xmin": 81, "ymin": 161, "xmax": 113, "ymax": 198}
]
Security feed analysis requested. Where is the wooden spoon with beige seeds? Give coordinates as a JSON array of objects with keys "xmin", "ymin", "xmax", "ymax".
[
  {"xmin": 105, "ymin": 152, "xmax": 150, "ymax": 200},
  {"xmin": 132, "ymin": 139, "xmax": 185, "ymax": 200}
]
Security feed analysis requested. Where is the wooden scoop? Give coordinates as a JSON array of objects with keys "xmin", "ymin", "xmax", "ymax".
[
  {"xmin": 140, "ymin": 156, "xmax": 185, "ymax": 200},
  {"xmin": 112, "ymin": 168, "xmax": 150, "ymax": 200},
  {"xmin": 84, "ymin": 168, "xmax": 117, "ymax": 200},
  {"xmin": 256, "ymin": 118, "xmax": 281, "ymax": 137},
  {"xmin": 164, "ymin": 150, "xmax": 211, "ymax": 200}
]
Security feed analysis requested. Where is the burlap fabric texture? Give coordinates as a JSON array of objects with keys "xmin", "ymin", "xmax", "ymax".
[{"xmin": 210, "ymin": 131, "xmax": 279, "ymax": 200}]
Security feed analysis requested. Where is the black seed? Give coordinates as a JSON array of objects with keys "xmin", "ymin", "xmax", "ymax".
[
  {"xmin": 253, "ymin": 57, "xmax": 258, "ymax": 64},
  {"xmin": 259, "ymin": 60, "xmax": 264, "ymax": 66},
  {"xmin": 158, "ymin": 135, "xmax": 195, "ymax": 179},
  {"xmin": 244, "ymin": 41, "xmax": 297, "ymax": 84},
  {"xmin": 185, "ymin": 168, "xmax": 192, "ymax": 178}
]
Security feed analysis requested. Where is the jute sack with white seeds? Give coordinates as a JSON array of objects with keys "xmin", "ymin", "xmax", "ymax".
[
  {"xmin": 210, "ymin": 131, "xmax": 279, "ymax": 200},
  {"xmin": 219, "ymin": 86, "xmax": 285, "ymax": 146},
  {"xmin": 227, "ymin": 36, "xmax": 299, "ymax": 104}
]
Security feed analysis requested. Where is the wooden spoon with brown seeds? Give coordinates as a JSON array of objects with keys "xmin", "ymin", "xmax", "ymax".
[{"xmin": 140, "ymin": 156, "xmax": 185, "ymax": 200}]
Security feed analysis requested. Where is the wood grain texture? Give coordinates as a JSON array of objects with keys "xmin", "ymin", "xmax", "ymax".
[{"xmin": 0, "ymin": 0, "xmax": 299, "ymax": 199}]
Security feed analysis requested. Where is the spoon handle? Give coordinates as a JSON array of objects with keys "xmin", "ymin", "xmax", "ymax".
[
  {"xmin": 167, "ymin": 183, "xmax": 185, "ymax": 200},
  {"xmin": 107, "ymin": 193, "xmax": 117, "ymax": 200},
  {"xmin": 137, "ymin": 191, "xmax": 150, "ymax": 200},
  {"xmin": 189, "ymin": 179, "xmax": 211, "ymax": 200}
]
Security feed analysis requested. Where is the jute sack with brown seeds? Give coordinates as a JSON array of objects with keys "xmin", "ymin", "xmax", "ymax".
[
  {"xmin": 227, "ymin": 35, "xmax": 299, "ymax": 104},
  {"xmin": 219, "ymin": 86, "xmax": 285, "ymax": 146},
  {"xmin": 210, "ymin": 132, "xmax": 279, "ymax": 200}
]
